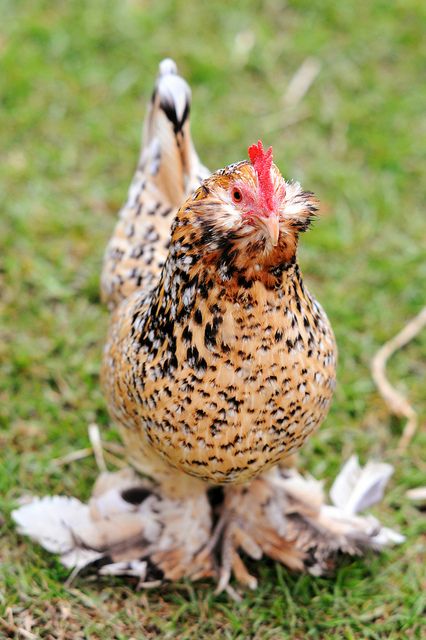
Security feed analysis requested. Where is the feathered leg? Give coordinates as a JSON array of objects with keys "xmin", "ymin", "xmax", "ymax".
[
  {"xmin": 213, "ymin": 462, "xmax": 402, "ymax": 592},
  {"xmin": 13, "ymin": 457, "xmax": 402, "ymax": 590},
  {"xmin": 89, "ymin": 467, "xmax": 215, "ymax": 582}
]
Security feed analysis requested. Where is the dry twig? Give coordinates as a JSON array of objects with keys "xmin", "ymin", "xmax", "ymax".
[
  {"xmin": 0, "ymin": 609, "xmax": 37, "ymax": 640},
  {"xmin": 406, "ymin": 486, "xmax": 426, "ymax": 506},
  {"xmin": 53, "ymin": 428, "xmax": 125, "ymax": 469},
  {"xmin": 52, "ymin": 448, "xmax": 92, "ymax": 467},
  {"xmin": 283, "ymin": 57, "xmax": 321, "ymax": 107},
  {"xmin": 371, "ymin": 306, "xmax": 426, "ymax": 452},
  {"xmin": 88, "ymin": 423, "xmax": 107, "ymax": 472}
]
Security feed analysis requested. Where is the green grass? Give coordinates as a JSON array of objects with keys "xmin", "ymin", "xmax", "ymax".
[{"xmin": 1, "ymin": 0, "xmax": 425, "ymax": 637}]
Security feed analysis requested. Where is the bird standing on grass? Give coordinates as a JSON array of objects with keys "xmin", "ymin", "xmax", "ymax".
[
  {"xmin": 12, "ymin": 60, "xmax": 403, "ymax": 594},
  {"xmin": 100, "ymin": 59, "xmax": 339, "ymax": 588}
]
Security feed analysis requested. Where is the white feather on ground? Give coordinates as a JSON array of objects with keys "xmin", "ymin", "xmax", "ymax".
[
  {"xmin": 330, "ymin": 455, "xmax": 394, "ymax": 514},
  {"xmin": 11, "ymin": 457, "xmax": 404, "ymax": 590}
]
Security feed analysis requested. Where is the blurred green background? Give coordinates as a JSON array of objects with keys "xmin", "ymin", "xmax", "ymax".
[{"xmin": 0, "ymin": 0, "xmax": 425, "ymax": 638}]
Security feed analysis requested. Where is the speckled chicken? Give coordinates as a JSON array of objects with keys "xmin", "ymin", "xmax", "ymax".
[
  {"xmin": 10, "ymin": 60, "xmax": 402, "ymax": 594},
  {"xmin": 101, "ymin": 59, "xmax": 338, "ymax": 588}
]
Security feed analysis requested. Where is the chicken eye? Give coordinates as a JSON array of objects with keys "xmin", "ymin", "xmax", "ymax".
[{"xmin": 232, "ymin": 188, "xmax": 242, "ymax": 203}]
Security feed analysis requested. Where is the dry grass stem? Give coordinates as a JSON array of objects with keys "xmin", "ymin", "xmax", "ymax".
[
  {"xmin": 371, "ymin": 306, "xmax": 426, "ymax": 452},
  {"xmin": 88, "ymin": 423, "xmax": 107, "ymax": 472}
]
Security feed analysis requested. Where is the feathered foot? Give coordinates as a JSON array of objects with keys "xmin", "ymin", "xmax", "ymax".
[
  {"xmin": 213, "ymin": 460, "xmax": 404, "ymax": 593},
  {"xmin": 13, "ymin": 467, "xmax": 215, "ymax": 586},
  {"xmin": 12, "ymin": 457, "xmax": 403, "ymax": 592}
]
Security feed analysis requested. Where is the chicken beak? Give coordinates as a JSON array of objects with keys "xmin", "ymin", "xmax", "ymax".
[{"xmin": 259, "ymin": 214, "xmax": 280, "ymax": 247}]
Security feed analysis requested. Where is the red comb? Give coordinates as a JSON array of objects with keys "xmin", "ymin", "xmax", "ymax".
[{"xmin": 248, "ymin": 140, "xmax": 274, "ymax": 212}]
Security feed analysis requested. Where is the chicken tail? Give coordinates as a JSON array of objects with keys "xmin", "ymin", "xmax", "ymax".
[
  {"xmin": 101, "ymin": 59, "xmax": 208, "ymax": 309},
  {"xmin": 141, "ymin": 58, "xmax": 208, "ymax": 207}
]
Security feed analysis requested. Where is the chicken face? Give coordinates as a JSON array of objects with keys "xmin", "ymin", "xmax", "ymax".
[{"xmin": 183, "ymin": 141, "xmax": 318, "ymax": 274}]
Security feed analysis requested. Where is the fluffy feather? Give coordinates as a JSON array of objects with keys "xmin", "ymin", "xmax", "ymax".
[
  {"xmin": 12, "ymin": 457, "xmax": 403, "ymax": 589},
  {"xmin": 330, "ymin": 454, "xmax": 395, "ymax": 514}
]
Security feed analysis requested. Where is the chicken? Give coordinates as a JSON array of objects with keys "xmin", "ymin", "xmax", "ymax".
[
  {"xmin": 10, "ymin": 60, "xmax": 403, "ymax": 594},
  {"xmin": 101, "ymin": 58, "xmax": 338, "ymax": 587}
]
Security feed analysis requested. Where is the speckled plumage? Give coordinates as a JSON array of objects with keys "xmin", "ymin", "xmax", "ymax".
[
  {"xmin": 10, "ymin": 62, "xmax": 403, "ymax": 594},
  {"xmin": 101, "ymin": 61, "xmax": 336, "ymax": 490},
  {"xmin": 100, "ymin": 60, "xmax": 337, "ymax": 587}
]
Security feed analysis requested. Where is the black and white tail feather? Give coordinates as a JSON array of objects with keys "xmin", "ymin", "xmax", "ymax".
[
  {"xmin": 141, "ymin": 58, "xmax": 209, "ymax": 205},
  {"xmin": 101, "ymin": 59, "xmax": 209, "ymax": 309}
]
